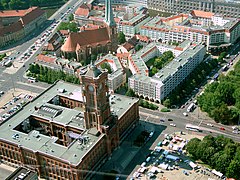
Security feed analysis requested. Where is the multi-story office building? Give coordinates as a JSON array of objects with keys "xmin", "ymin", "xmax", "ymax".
[
  {"xmin": 140, "ymin": 11, "xmax": 240, "ymax": 51},
  {"xmin": 95, "ymin": 53, "xmax": 126, "ymax": 92},
  {"xmin": 148, "ymin": 0, "xmax": 240, "ymax": 18},
  {"xmin": 0, "ymin": 65, "xmax": 139, "ymax": 180},
  {"xmin": 129, "ymin": 42, "xmax": 206, "ymax": 101}
]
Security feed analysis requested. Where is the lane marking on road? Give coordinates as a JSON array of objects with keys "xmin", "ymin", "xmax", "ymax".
[{"xmin": 16, "ymin": 81, "xmax": 46, "ymax": 90}]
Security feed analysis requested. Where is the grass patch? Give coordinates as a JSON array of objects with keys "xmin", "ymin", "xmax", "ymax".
[
  {"xmin": 161, "ymin": 108, "xmax": 171, "ymax": 112},
  {"xmin": 196, "ymin": 160, "xmax": 212, "ymax": 169},
  {"xmin": 44, "ymin": 7, "xmax": 59, "ymax": 18},
  {"xmin": 0, "ymin": 53, "xmax": 6, "ymax": 62},
  {"xmin": 148, "ymin": 9, "xmax": 173, "ymax": 17}
]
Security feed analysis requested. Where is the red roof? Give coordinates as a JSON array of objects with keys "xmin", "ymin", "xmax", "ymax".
[
  {"xmin": 135, "ymin": 35, "xmax": 150, "ymax": 42},
  {"xmin": 0, "ymin": 9, "xmax": 30, "ymax": 17},
  {"xmin": 20, "ymin": 7, "xmax": 45, "ymax": 25},
  {"xmin": 59, "ymin": 30, "xmax": 69, "ymax": 36},
  {"xmin": 75, "ymin": 4, "xmax": 90, "ymax": 17},
  {"xmin": 116, "ymin": 53, "xmax": 130, "ymax": 59},
  {"xmin": 61, "ymin": 27, "xmax": 110, "ymax": 52},
  {"xmin": 191, "ymin": 10, "xmax": 214, "ymax": 19},
  {"xmin": 123, "ymin": 42, "xmax": 134, "ymax": 51},
  {"xmin": 80, "ymin": 24, "xmax": 101, "ymax": 31},
  {"xmin": 0, "ymin": 7, "xmax": 45, "ymax": 23},
  {"xmin": 36, "ymin": 54, "xmax": 56, "ymax": 63}
]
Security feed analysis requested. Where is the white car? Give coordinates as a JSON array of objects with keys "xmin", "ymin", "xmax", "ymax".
[
  {"xmin": 170, "ymin": 123, "xmax": 176, "ymax": 127},
  {"xmin": 183, "ymin": 112, "xmax": 188, "ymax": 116},
  {"xmin": 232, "ymin": 126, "xmax": 239, "ymax": 130},
  {"xmin": 232, "ymin": 130, "xmax": 239, "ymax": 134},
  {"xmin": 207, "ymin": 123, "xmax": 214, "ymax": 127}
]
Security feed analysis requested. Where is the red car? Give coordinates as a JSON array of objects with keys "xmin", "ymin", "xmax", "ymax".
[{"xmin": 220, "ymin": 127, "xmax": 225, "ymax": 130}]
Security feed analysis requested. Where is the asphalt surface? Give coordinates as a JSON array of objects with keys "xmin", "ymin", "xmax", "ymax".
[
  {"xmin": 0, "ymin": 0, "xmax": 85, "ymax": 94},
  {"xmin": 0, "ymin": 2, "xmax": 239, "ymax": 179},
  {"xmin": 139, "ymin": 107, "xmax": 240, "ymax": 142}
]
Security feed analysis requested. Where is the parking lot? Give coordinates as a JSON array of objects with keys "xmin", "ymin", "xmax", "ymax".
[
  {"xmin": 130, "ymin": 132, "xmax": 225, "ymax": 180},
  {"xmin": 0, "ymin": 88, "xmax": 37, "ymax": 123}
]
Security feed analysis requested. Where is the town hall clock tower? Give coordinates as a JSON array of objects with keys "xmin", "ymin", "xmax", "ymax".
[
  {"xmin": 81, "ymin": 64, "xmax": 111, "ymax": 131},
  {"xmin": 80, "ymin": 64, "xmax": 120, "ymax": 154}
]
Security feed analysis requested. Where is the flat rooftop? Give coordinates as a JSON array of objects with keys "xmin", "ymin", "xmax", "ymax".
[{"xmin": 0, "ymin": 81, "xmax": 137, "ymax": 165}]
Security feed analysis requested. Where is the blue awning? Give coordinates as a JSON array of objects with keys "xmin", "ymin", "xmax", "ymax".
[{"xmin": 166, "ymin": 155, "xmax": 180, "ymax": 161}]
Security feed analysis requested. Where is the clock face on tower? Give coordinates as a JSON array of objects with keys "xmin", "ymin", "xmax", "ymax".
[{"xmin": 88, "ymin": 85, "xmax": 94, "ymax": 92}]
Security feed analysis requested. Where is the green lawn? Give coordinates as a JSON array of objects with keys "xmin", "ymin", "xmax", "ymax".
[{"xmin": 44, "ymin": 7, "xmax": 59, "ymax": 18}]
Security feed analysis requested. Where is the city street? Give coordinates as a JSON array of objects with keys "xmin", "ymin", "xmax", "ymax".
[
  {"xmin": 0, "ymin": 0, "xmax": 86, "ymax": 94},
  {"xmin": 139, "ymin": 107, "xmax": 240, "ymax": 142}
]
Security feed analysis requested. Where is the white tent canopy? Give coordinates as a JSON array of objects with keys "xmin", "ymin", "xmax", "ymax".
[
  {"xmin": 212, "ymin": 169, "xmax": 223, "ymax": 178},
  {"xmin": 159, "ymin": 163, "xmax": 168, "ymax": 170},
  {"xmin": 189, "ymin": 161, "xmax": 197, "ymax": 169}
]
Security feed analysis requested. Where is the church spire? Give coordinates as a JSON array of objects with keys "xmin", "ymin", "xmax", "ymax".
[{"xmin": 105, "ymin": 0, "xmax": 116, "ymax": 27}]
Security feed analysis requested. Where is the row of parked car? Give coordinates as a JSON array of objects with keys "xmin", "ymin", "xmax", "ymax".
[{"xmin": 0, "ymin": 94, "xmax": 33, "ymax": 122}]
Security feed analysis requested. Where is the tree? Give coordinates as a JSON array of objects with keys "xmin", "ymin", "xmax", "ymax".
[
  {"xmin": 135, "ymin": 44, "xmax": 143, "ymax": 51},
  {"xmin": 226, "ymin": 160, "xmax": 240, "ymax": 180},
  {"xmin": 203, "ymin": 147, "xmax": 216, "ymax": 164},
  {"xmin": 58, "ymin": 22, "xmax": 78, "ymax": 32},
  {"xmin": 100, "ymin": 62, "xmax": 112, "ymax": 74},
  {"xmin": 186, "ymin": 138, "xmax": 201, "ymax": 159},
  {"xmin": 163, "ymin": 98, "xmax": 171, "ymax": 108},
  {"xmin": 210, "ymin": 151, "xmax": 222, "ymax": 167},
  {"xmin": 143, "ymin": 100, "xmax": 149, "ymax": 108},
  {"xmin": 151, "ymin": 67, "xmax": 158, "ymax": 75},
  {"xmin": 215, "ymin": 153, "xmax": 232, "ymax": 173},
  {"xmin": 28, "ymin": 64, "xmax": 35, "ymax": 73},
  {"xmin": 118, "ymin": 32, "xmax": 126, "ymax": 44},
  {"xmin": 210, "ymin": 104, "xmax": 231, "ymax": 124},
  {"xmin": 125, "ymin": 88, "xmax": 135, "ymax": 97},
  {"xmin": 215, "ymin": 135, "xmax": 233, "ymax": 151},
  {"xmin": 68, "ymin": 13, "xmax": 74, "ymax": 21},
  {"xmin": 233, "ymin": 88, "xmax": 240, "ymax": 109}
]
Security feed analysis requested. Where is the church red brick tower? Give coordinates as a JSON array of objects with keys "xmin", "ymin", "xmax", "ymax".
[{"xmin": 81, "ymin": 63, "xmax": 119, "ymax": 154}]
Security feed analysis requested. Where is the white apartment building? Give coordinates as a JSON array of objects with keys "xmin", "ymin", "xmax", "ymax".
[
  {"xmin": 129, "ymin": 43, "xmax": 206, "ymax": 101},
  {"xmin": 99, "ymin": 0, "xmax": 148, "ymax": 7},
  {"xmin": 128, "ymin": 40, "xmax": 191, "ymax": 76},
  {"xmin": 147, "ymin": 0, "xmax": 240, "ymax": 18},
  {"xmin": 140, "ymin": 10, "xmax": 240, "ymax": 50},
  {"xmin": 118, "ymin": 11, "xmax": 150, "ymax": 38},
  {"xmin": 95, "ymin": 54, "xmax": 126, "ymax": 92}
]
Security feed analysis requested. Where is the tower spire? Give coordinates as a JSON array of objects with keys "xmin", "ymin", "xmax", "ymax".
[{"xmin": 105, "ymin": 0, "xmax": 116, "ymax": 27}]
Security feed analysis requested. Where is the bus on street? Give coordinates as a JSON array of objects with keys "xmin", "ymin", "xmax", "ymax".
[
  {"xmin": 187, "ymin": 103, "xmax": 195, "ymax": 112},
  {"xmin": 185, "ymin": 124, "xmax": 200, "ymax": 132}
]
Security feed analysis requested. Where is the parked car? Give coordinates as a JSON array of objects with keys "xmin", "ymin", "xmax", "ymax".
[
  {"xmin": 207, "ymin": 123, "xmax": 213, "ymax": 127},
  {"xmin": 170, "ymin": 123, "xmax": 176, "ymax": 127},
  {"xmin": 220, "ymin": 127, "xmax": 225, "ymax": 130}
]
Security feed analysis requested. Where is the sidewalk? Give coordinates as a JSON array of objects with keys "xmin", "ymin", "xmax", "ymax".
[{"xmin": 99, "ymin": 124, "xmax": 145, "ymax": 177}]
